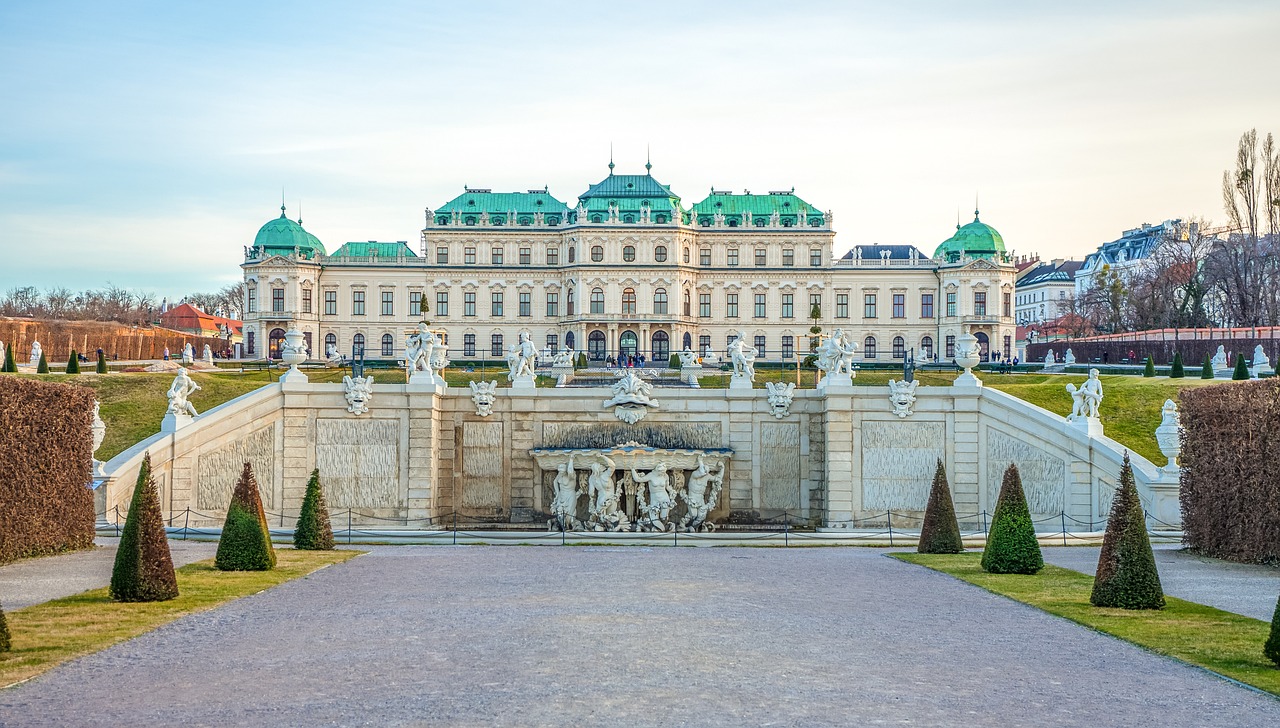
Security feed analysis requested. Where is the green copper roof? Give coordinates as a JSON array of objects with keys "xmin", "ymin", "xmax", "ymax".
[
  {"xmin": 253, "ymin": 206, "xmax": 326, "ymax": 258},
  {"xmin": 690, "ymin": 190, "xmax": 826, "ymax": 227},
  {"xmin": 433, "ymin": 188, "xmax": 570, "ymax": 226},
  {"xmin": 574, "ymin": 169, "xmax": 685, "ymax": 223},
  {"xmin": 331, "ymin": 241, "xmax": 417, "ymax": 258},
  {"xmin": 934, "ymin": 210, "xmax": 1006, "ymax": 261}
]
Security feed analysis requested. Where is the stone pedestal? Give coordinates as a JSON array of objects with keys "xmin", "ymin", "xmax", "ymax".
[
  {"xmin": 550, "ymin": 365, "xmax": 574, "ymax": 382},
  {"xmin": 161, "ymin": 412, "xmax": 194, "ymax": 433},
  {"xmin": 1070, "ymin": 416, "xmax": 1103, "ymax": 438},
  {"xmin": 408, "ymin": 370, "xmax": 441, "ymax": 388},
  {"xmin": 953, "ymin": 370, "xmax": 983, "ymax": 388},
  {"xmin": 511, "ymin": 374, "xmax": 537, "ymax": 391},
  {"xmin": 280, "ymin": 366, "xmax": 309, "ymax": 387},
  {"xmin": 819, "ymin": 372, "xmax": 853, "ymax": 389},
  {"xmin": 680, "ymin": 366, "xmax": 702, "ymax": 385},
  {"xmin": 728, "ymin": 374, "xmax": 753, "ymax": 390}
]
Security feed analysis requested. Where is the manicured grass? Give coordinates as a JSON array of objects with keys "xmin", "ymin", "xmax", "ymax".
[
  {"xmin": 0, "ymin": 549, "xmax": 359, "ymax": 688},
  {"xmin": 895, "ymin": 552, "xmax": 1280, "ymax": 696}
]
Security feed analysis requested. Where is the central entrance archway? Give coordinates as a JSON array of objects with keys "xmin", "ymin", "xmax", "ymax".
[
  {"xmin": 975, "ymin": 331, "xmax": 990, "ymax": 362},
  {"xmin": 651, "ymin": 331, "xmax": 670, "ymax": 361},
  {"xmin": 619, "ymin": 330, "xmax": 639, "ymax": 359},
  {"xmin": 268, "ymin": 328, "xmax": 286, "ymax": 359},
  {"xmin": 588, "ymin": 330, "xmax": 606, "ymax": 360}
]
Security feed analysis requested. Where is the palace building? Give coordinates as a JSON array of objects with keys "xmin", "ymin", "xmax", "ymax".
[{"xmin": 240, "ymin": 164, "xmax": 1017, "ymax": 366}]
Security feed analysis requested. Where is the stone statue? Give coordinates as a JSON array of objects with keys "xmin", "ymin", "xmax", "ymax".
[
  {"xmin": 166, "ymin": 367, "xmax": 201, "ymax": 417},
  {"xmin": 181, "ymin": 342, "xmax": 195, "ymax": 365},
  {"xmin": 1044, "ymin": 349, "xmax": 1055, "ymax": 366},
  {"xmin": 326, "ymin": 343, "xmax": 343, "ymax": 367},
  {"xmin": 1064, "ymin": 348, "xmax": 1076, "ymax": 366},
  {"xmin": 90, "ymin": 400, "xmax": 106, "ymax": 455},
  {"xmin": 727, "ymin": 336, "xmax": 757, "ymax": 381},
  {"xmin": 887, "ymin": 379, "xmax": 919, "ymax": 418},
  {"xmin": 631, "ymin": 463, "xmax": 676, "ymax": 532},
  {"xmin": 1066, "ymin": 368, "xmax": 1103, "ymax": 421},
  {"xmin": 548, "ymin": 455, "xmax": 581, "ymax": 531},
  {"xmin": 202, "ymin": 344, "xmax": 214, "ymax": 365},
  {"xmin": 677, "ymin": 347, "xmax": 698, "ymax": 368},
  {"xmin": 343, "ymin": 374, "xmax": 374, "ymax": 415},
  {"xmin": 816, "ymin": 328, "xmax": 857, "ymax": 378},
  {"xmin": 1251, "ymin": 344, "xmax": 1271, "ymax": 377},
  {"xmin": 29, "ymin": 340, "xmax": 42, "ymax": 367},
  {"xmin": 765, "ymin": 381, "xmax": 795, "ymax": 418},
  {"xmin": 1211, "ymin": 344, "xmax": 1227, "ymax": 369},
  {"xmin": 469, "ymin": 380, "xmax": 497, "ymax": 416},
  {"xmin": 680, "ymin": 456, "xmax": 723, "ymax": 532},
  {"xmin": 1154, "ymin": 399, "xmax": 1181, "ymax": 471},
  {"xmin": 551, "ymin": 347, "xmax": 575, "ymax": 368},
  {"xmin": 603, "ymin": 370, "xmax": 658, "ymax": 423},
  {"xmin": 404, "ymin": 322, "xmax": 437, "ymax": 377},
  {"xmin": 587, "ymin": 456, "xmax": 626, "ymax": 531},
  {"xmin": 505, "ymin": 343, "xmax": 521, "ymax": 380},
  {"xmin": 506, "ymin": 332, "xmax": 538, "ymax": 382}
]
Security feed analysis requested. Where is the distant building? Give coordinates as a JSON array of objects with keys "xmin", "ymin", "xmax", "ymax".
[
  {"xmin": 158, "ymin": 303, "xmax": 243, "ymax": 343},
  {"xmin": 1075, "ymin": 220, "xmax": 1180, "ymax": 294},
  {"xmin": 1015, "ymin": 258, "xmax": 1083, "ymax": 325}
]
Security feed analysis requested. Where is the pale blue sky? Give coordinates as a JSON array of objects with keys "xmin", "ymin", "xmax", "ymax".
[{"xmin": 2, "ymin": 1, "xmax": 1277, "ymax": 299}]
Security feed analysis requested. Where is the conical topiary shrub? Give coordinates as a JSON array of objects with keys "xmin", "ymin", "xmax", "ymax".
[
  {"xmin": 216, "ymin": 462, "xmax": 276, "ymax": 571},
  {"xmin": 1, "ymin": 344, "xmax": 15, "ymax": 373},
  {"xmin": 0, "ymin": 601, "xmax": 10, "ymax": 653},
  {"xmin": 981, "ymin": 464, "xmax": 1043, "ymax": 574},
  {"xmin": 1233, "ymin": 353, "xmax": 1249, "ymax": 380},
  {"xmin": 668, "ymin": 353, "xmax": 681, "ymax": 370},
  {"xmin": 1170, "ymin": 352, "xmax": 1184, "ymax": 378},
  {"xmin": 1090, "ymin": 453, "xmax": 1164, "ymax": 609},
  {"xmin": 66, "ymin": 350, "xmax": 80, "ymax": 374},
  {"xmin": 576, "ymin": 353, "xmax": 587, "ymax": 369},
  {"xmin": 1143, "ymin": 356, "xmax": 1155, "ymax": 377},
  {"xmin": 293, "ymin": 469, "xmax": 334, "ymax": 550},
  {"xmin": 1265, "ymin": 594, "xmax": 1280, "ymax": 667},
  {"xmin": 918, "ymin": 459, "xmax": 964, "ymax": 554},
  {"xmin": 36, "ymin": 352, "xmax": 48, "ymax": 374},
  {"xmin": 1201, "ymin": 353, "xmax": 1214, "ymax": 379},
  {"xmin": 96, "ymin": 350, "xmax": 108, "ymax": 374},
  {"xmin": 110, "ymin": 453, "xmax": 179, "ymax": 602}
]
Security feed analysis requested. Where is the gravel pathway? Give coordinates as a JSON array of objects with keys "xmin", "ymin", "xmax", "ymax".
[
  {"xmin": 1, "ymin": 547, "xmax": 1278, "ymax": 727},
  {"xmin": 1042, "ymin": 545, "xmax": 1280, "ymax": 621},
  {"xmin": 0, "ymin": 538, "xmax": 217, "ymax": 610}
]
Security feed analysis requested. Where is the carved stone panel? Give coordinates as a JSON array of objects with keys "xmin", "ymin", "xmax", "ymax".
[
  {"xmin": 541, "ymin": 421, "xmax": 722, "ymax": 450},
  {"xmin": 760, "ymin": 422, "xmax": 800, "ymax": 510},
  {"xmin": 986, "ymin": 427, "xmax": 1067, "ymax": 514},
  {"xmin": 197, "ymin": 424, "xmax": 275, "ymax": 510},
  {"xmin": 861, "ymin": 421, "xmax": 945, "ymax": 511},
  {"xmin": 315, "ymin": 419, "xmax": 401, "ymax": 508},
  {"xmin": 461, "ymin": 421, "xmax": 504, "ymax": 510}
]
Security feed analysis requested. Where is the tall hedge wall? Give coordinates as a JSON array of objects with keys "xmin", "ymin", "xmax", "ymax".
[
  {"xmin": 1179, "ymin": 379, "xmax": 1280, "ymax": 564},
  {"xmin": 0, "ymin": 377, "xmax": 97, "ymax": 562}
]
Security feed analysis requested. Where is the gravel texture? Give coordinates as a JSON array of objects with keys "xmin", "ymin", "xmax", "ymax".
[
  {"xmin": 2, "ymin": 546, "xmax": 1279, "ymax": 727},
  {"xmin": 0, "ymin": 537, "xmax": 217, "ymax": 610},
  {"xmin": 1042, "ymin": 545, "xmax": 1280, "ymax": 621}
]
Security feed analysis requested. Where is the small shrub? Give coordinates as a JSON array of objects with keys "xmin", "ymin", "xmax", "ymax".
[
  {"xmin": 0, "ymin": 601, "xmax": 10, "ymax": 653},
  {"xmin": 109, "ymin": 453, "xmax": 179, "ymax": 602},
  {"xmin": 576, "ymin": 353, "xmax": 587, "ymax": 369},
  {"xmin": 36, "ymin": 352, "xmax": 48, "ymax": 374},
  {"xmin": 1143, "ymin": 356, "xmax": 1155, "ymax": 377},
  {"xmin": 1233, "ymin": 353, "xmax": 1250, "ymax": 380},
  {"xmin": 1200, "ymin": 353, "xmax": 1214, "ymax": 379},
  {"xmin": 668, "ymin": 353, "xmax": 681, "ymax": 370},
  {"xmin": 918, "ymin": 459, "xmax": 963, "ymax": 554},
  {"xmin": 1170, "ymin": 352, "xmax": 1184, "ymax": 378},
  {"xmin": 981, "ymin": 464, "xmax": 1043, "ymax": 574},
  {"xmin": 96, "ymin": 350, "xmax": 107, "ymax": 374},
  {"xmin": 1091, "ymin": 453, "xmax": 1164, "ymax": 609},
  {"xmin": 1, "ymin": 344, "xmax": 15, "ymax": 373},
  {"xmin": 293, "ymin": 469, "xmax": 335, "ymax": 550},
  {"xmin": 65, "ymin": 350, "xmax": 80, "ymax": 374},
  {"xmin": 215, "ymin": 462, "xmax": 277, "ymax": 571},
  {"xmin": 1266, "ymin": 594, "xmax": 1280, "ymax": 667}
]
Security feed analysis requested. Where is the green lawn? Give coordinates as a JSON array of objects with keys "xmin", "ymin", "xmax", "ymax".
[
  {"xmin": 0, "ymin": 549, "xmax": 360, "ymax": 688},
  {"xmin": 895, "ymin": 553, "xmax": 1280, "ymax": 696}
]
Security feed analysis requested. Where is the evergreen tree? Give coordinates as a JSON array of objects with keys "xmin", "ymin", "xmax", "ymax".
[
  {"xmin": 0, "ymin": 601, "xmax": 10, "ymax": 653},
  {"xmin": 36, "ymin": 352, "xmax": 48, "ymax": 374},
  {"xmin": 293, "ymin": 469, "xmax": 335, "ymax": 550},
  {"xmin": 96, "ymin": 350, "xmax": 108, "ymax": 374},
  {"xmin": 981, "ymin": 464, "xmax": 1043, "ymax": 574},
  {"xmin": 1143, "ymin": 356, "xmax": 1155, "ymax": 377},
  {"xmin": 668, "ymin": 353, "xmax": 681, "ymax": 369},
  {"xmin": 1233, "ymin": 353, "xmax": 1249, "ymax": 380},
  {"xmin": 1265, "ymin": 594, "xmax": 1280, "ymax": 667},
  {"xmin": 1200, "ymin": 353, "xmax": 1214, "ymax": 379},
  {"xmin": 918, "ymin": 459, "xmax": 964, "ymax": 554},
  {"xmin": 1, "ymin": 344, "xmax": 15, "ymax": 373},
  {"xmin": 215, "ymin": 462, "xmax": 277, "ymax": 571},
  {"xmin": 66, "ymin": 350, "xmax": 80, "ymax": 374},
  {"xmin": 1090, "ymin": 453, "xmax": 1165, "ymax": 609},
  {"xmin": 576, "ymin": 353, "xmax": 587, "ymax": 369},
  {"xmin": 1169, "ymin": 352, "xmax": 1184, "ymax": 378},
  {"xmin": 110, "ymin": 453, "xmax": 179, "ymax": 602}
]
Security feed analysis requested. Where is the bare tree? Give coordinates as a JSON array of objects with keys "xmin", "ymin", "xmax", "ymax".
[{"xmin": 1210, "ymin": 129, "xmax": 1280, "ymax": 326}]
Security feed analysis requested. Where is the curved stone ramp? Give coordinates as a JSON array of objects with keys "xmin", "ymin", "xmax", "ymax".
[{"xmin": 3, "ymin": 547, "xmax": 1278, "ymax": 727}]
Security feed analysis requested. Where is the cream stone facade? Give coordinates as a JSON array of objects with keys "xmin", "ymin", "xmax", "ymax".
[{"xmin": 240, "ymin": 169, "xmax": 1017, "ymax": 366}]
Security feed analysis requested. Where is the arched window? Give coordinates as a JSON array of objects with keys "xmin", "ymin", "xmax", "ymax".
[
  {"xmin": 975, "ymin": 332, "xmax": 990, "ymax": 362},
  {"xmin": 568, "ymin": 246, "xmax": 576, "ymax": 263},
  {"xmin": 588, "ymin": 330, "xmax": 606, "ymax": 360},
  {"xmin": 591, "ymin": 245, "xmax": 604, "ymax": 262},
  {"xmin": 892, "ymin": 336, "xmax": 905, "ymax": 359},
  {"xmin": 683, "ymin": 289, "xmax": 691, "ymax": 317},
  {"xmin": 623, "ymin": 215, "xmax": 635, "ymax": 224},
  {"xmin": 655, "ymin": 214, "xmax": 667, "ymax": 224},
  {"xmin": 653, "ymin": 288, "xmax": 668, "ymax": 314},
  {"xmin": 623, "ymin": 245, "xmax": 636, "ymax": 262},
  {"xmin": 652, "ymin": 331, "xmax": 670, "ymax": 360},
  {"xmin": 269, "ymin": 328, "xmax": 286, "ymax": 359},
  {"xmin": 682, "ymin": 332, "xmax": 692, "ymax": 351},
  {"xmin": 590, "ymin": 288, "xmax": 605, "ymax": 314},
  {"xmin": 921, "ymin": 336, "xmax": 934, "ymax": 360},
  {"xmin": 353, "ymin": 333, "xmax": 366, "ymax": 358},
  {"xmin": 863, "ymin": 336, "xmax": 877, "ymax": 358},
  {"xmin": 622, "ymin": 288, "xmax": 637, "ymax": 314},
  {"xmin": 491, "ymin": 333, "xmax": 504, "ymax": 356},
  {"xmin": 654, "ymin": 245, "xmax": 668, "ymax": 262},
  {"xmin": 619, "ymin": 331, "xmax": 638, "ymax": 357},
  {"xmin": 683, "ymin": 247, "xmax": 691, "ymax": 263},
  {"xmin": 325, "ymin": 333, "xmax": 337, "ymax": 355},
  {"xmin": 565, "ymin": 331, "xmax": 575, "ymax": 350},
  {"xmin": 567, "ymin": 287, "xmax": 575, "ymax": 315}
]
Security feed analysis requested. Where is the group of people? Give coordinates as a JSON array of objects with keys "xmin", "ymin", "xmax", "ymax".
[{"xmin": 605, "ymin": 353, "xmax": 648, "ymax": 368}]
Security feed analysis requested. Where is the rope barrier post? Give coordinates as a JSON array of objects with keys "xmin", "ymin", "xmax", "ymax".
[
  {"xmin": 887, "ymin": 510, "xmax": 894, "ymax": 547},
  {"xmin": 561, "ymin": 523, "xmax": 566, "ymax": 546},
  {"xmin": 453, "ymin": 510, "xmax": 457, "ymax": 546},
  {"xmin": 183, "ymin": 507, "xmax": 190, "ymax": 541},
  {"xmin": 784, "ymin": 510, "xmax": 789, "ymax": 547},
  {"xmin": 1061, "ymin": 511, "xmax": 1067, "ymax": 546},
  {"xmin": 981, "ymin": 510, "xmax": 988, "ymax": 538},
  {"xmin": 347, "ymin": 508, "xmax": 352, "ymax": 545},
  {"xmin": 114, "ymin": 506, "xmax": 120, "ymax": 537}
]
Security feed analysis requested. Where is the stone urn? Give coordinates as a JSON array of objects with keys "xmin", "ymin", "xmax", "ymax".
[
  {"xmin": 1154, "ymin": 399, "xmax": 1181, "ymax": 471},
  {"xmin": 280, "ymin": 327, "xmax": 309, "ymax": 384},
  {"xmin": 953, "ymin": 332, "xmax": 982, "ymax": 387}
]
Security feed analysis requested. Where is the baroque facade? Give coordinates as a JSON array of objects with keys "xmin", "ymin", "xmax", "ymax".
[{"xmin": 241, "ymin": 166, "xmax": 1017, "ymax": 365}]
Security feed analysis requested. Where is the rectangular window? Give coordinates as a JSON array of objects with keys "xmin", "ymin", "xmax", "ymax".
[
  {"xmin": 974, "ymin": 292, "xmax": 987, "ymax": 316},
  {"xmin": 546, "ymin": 292, "xmax": 559, "ymax": 317},
  {"xmin": 352, "ymin": 291, "xmax": 366, "ymax": 316},
  {"xmin": 491, "ymin": 291, "xmax": 503, "ymax": 317},
  {"xmin": 519, "ymin": 292, "xmax": 531, "ymax": 317},
  {"xmin": 381, "ymin": 291, "xmax": 394, "ymax": 316},
  {"xmin": 699, "ymin": 334, "xmax": 711, "ymax": 356},
  {"xmin": 247, "ymin": 287, "xmax": 257, "ymax": 313},
  {"xmin": 892, "ymin": 294, "xmax": 905, "ymax": 318},
  {"xmin": 464, "ymin": 291, "xmax": 476, "ymax": 317},
  {"xmin": 436, "ymin": 246, "xmax": 448, "ymax": 264},
  {"xmin": 700, "ymin": 248, "xmax": 711, "ymax": 266},
  {"xmin": 810, "ymin": 248, "xmax": 822, "ymax": 267},
  {"xmin": 1003, "ymin": 335, "xmax": 1012, "ymax": 360},
  {"xmin": 755, "ymin": 248, "xmax": 766, "ymax": 267},
  {"xmin": 410, "ymin": 291, "xmax": 422, "ymax": 316},
  {"xmin": 921, "ymin": 293, "xmax": 934, "ymax": 318},
  {"xmin": 727, "ymin": 248, "xmax": 739, "ymax": 267},
  {"xmin": 810, "ymin": 293, "xmax": 822, "ymax": 318},
  {"xmin": 491, "ymin": 334, "xmax": 503, "ymax": 357},
  {"xmin": 324, "ymin": 290, "xmax": 336, "ymax": 316},
  {"xmin": 463, "ymin": 334, "xmax": 476, "ymax": 357},
  {"xmin": 726, "ymin": 293, "xmax": 738, "ymax": 318},
  {"xmin": 1003, "ymin": 292, "xmax": 1012, "ymax": 318},
  {"xmin": 547, "ymin": 334, "xmax": 558, "ymax": 351},
  {"xmin": 946, "ymin": 335, "xmax": 956, "ymax": 358},
  {"xmin": 782, "ymin": 249, "xmax": 794, "ymax": 267},
  {"xmin": 436, "ymin": 292, "xmax": 448, "ymax": 317},
  {"xmin": 465, "ymin": 247, "xmax": 476, "ymax": 264},
  {"xmin": 547, "ymin": 247, "xmax": 559, "ymax": 265},
  {"xmin": 782, "ymin": 293, "xmax": 794, "ymax": 318},
  {"xmin": 699, "ymin": 293, "xmax": 711, "ymax": 318},
  {"xmin": 836, "ymin": 293, "xmax": 849, "ymax": 318},
  {"xmin": 302, "ymin": 289, "xmax": 312, "ymax": 314},
  {"xmin": 754, "ymin": 335, "xmax": 766, "ymax": 358},
  {"xmin": 754, "ymin": 293, "xmax": 766, "ymax": 318},
  {"xmin": 782, "ymin": 335, "xmax": 794, "ymax": 359},
  {"xmin": 491, "ymin": 247, "xmax": 503, "ymax": 265},
  {"xmin": 519, "ymin": 248, "xmax": 531, "ymax": 265},
  {"xmin": 946, "ymin": 292, "xmax": 957, "ymax": 317},
  {"xmin": 863, "ymin": 294, "xmax": 876, "ymax": 318},
  {"xmin": 272, "ymin": 288, "xmax": 284, "ymax": 313}
]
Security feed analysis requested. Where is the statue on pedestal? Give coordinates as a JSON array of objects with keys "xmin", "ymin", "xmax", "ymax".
[
  {"xmin": 405, "ymin": 323, "xmax": 438, "ymax": 379},
  {"xmin": 816, "ymin": 328, "xmax": 857, "ymax": 378},
  {"xmin": 727, "ymin": 336, "xmax": 757, "ymax": 382},
  {"xmin": 181, "ymin": 342, "xmax": 194, "ymax": 365},
  {"xmin": 631, "ymin": 463, "xmax": 676, "ymax": 532},
  {"xmin": 586, "ymin": 456, "xmax": 627, "ymax": 531},
  {"xmin": 29, "ymin": 340, "xmax": 42, "ymax": 367},
  {"xmin": 1066, "ymin": 368, "xmax": 1103, "ymax": 421},
  {"xmin": 1211, "ymin": 345, "xmax": 1227, "ymax": 369},
  {"xmin": 680, "ymin": 456, "xmax": 724, "ymax": 532},
  {"xmin": 507, "ymin": 332, "xmax": 538, "ymax": 382},
  {"xmin": 167, "ymin": 367, "xmax": 201, "ymax": 417},
  {"xmin": 548, "ymin": 455, "xmax": 582, "ymax": 531}
]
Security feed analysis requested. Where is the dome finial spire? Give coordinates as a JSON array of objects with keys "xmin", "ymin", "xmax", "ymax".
[
  {"xmin": 280, "ymin": 187, "xmax": 287, "ymax": 218},
  {"xmin": 645, "ymin": 144, "xmax": 652, "ymax": 174},
  {"xmin": 297, "ymin": 199, "xmax": 302, "ymax": 226},
  {"xmin": 608, "ymin": 143, "xmax": 614, "ymax": 175},
  {"xmin": 974, "ymin": 192, "xmax": 980, "ymax": 222}
]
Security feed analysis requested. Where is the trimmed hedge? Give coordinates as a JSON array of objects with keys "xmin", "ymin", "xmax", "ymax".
[
  {"xmin": 1200, "ymin": 353, "xmax": 1214, "ymax": 379},
  {"xmin": 109, "ymin": 452, "xmax": 178, "ymax": 602},
  {"xmin": 1180, "ymin": 380, "xmax": 1280, "ymax": 563},
  {"xmin": 215, "ymin": 462, "xmax": 277, "ymax": 571},
  {"xmin": 1266, "ymin": 594, "xmax": 1280, "ymax": 667},
  {"xmin": 293, "ymin": 469, "xmax": 335, "ymax": 550},
  {"xmin": 96, "ymin": 350, "xmax": 107, "ymax": 374},
  {"xmin": 36, "ymin": 352, "xmax": 48, "ymax": 374},
  {"xmin": 981, "ymin": 464, "xmax": 1043, "ymax": 574},
  {"xmin": 0, "ymin": 601, "xmax": 10, "ymax": 653},
  {"xmin": 65, "ymin": 350, "xmax": 80, "ymax": 374},
  {"xmin": 1170, "ymin": 352, "xmax": 1184, "ymax": 378},
  {"xmin": 1090, "ymin": 454, "xmax": 1164, "ymax": 609},
  {"xmin": 918, "ymin": 459, "xmax": 963, "ymax": 554},
  {"xmin": 1143, "ymin": 356, "xmax": 1155, "ymax": 377},
  {"xmin": 1233, "ymin": 353, "xmax": 1249, "ymax": 380},
  {"xmin": 0, "ymin": 377, "xmax": 96, "ymax": 563},
  {"xmin": 1, "ymin": 344, "xmax": 15, "ymax": 373}
]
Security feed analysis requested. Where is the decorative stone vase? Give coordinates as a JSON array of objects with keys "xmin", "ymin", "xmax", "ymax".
[
  {"xmin": 953, "ymin": 333, "xmax": 982, "ymax": 387},
  {"xmin": 280, "ymin": 327, "xmax": 309, "ymax": 384}
]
